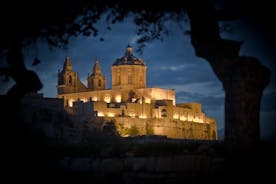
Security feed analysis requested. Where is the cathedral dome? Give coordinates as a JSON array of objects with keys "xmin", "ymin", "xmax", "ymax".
[{"xmin": 112, "ymin": 45, "xmax": 145, "ymax": 66}]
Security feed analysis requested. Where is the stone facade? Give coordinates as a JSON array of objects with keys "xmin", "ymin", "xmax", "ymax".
[
  {"xmin": 112, "ymin": 47, "xmax": 146, "ymax": 90},
  {"xmin": 57, "ymin": 46, "xmax": 217, "ymax": 140}
]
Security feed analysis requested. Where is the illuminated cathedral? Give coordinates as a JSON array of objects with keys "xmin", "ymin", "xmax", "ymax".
[{"xmin": 57, "ymin": 46, "xmax": 217, "ymax": 139}]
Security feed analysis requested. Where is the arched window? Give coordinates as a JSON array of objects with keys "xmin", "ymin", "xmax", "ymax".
[
  {"xmin": 69, "ymin": 75, "xmax": 72, "ymax": 84},
  {"xmin": 161, "ymin": 109, "xmax": 167, "ymax": 117},
  {"xmin": 99, "ymin": 80, "xmax": 101, "ymax": 87}
]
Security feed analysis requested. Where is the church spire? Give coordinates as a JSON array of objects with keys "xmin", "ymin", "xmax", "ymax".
[
  {"xmin": 63, "ymin": 56, "xmax": 72, "ymax": 70},
  {"xmin": 92, "ymin": 58, "xmax": 101, "ymax": 75},
  {"xmin": 87, "ymin": 58, "xmax": 106, "ymax": 91}
]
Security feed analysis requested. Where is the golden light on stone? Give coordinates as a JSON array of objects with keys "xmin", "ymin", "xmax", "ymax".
[
  {"xmin": 180, "ymin": 116, "xmax": 186, "ymax": 121},
  {"xmin": 68, "ymin": 99, "xmax": 74, "ymax": 107},
  {"xmin": 104, "ymin": 95, "xmax": 111, "ymax": 103},
  {"xmin": 145, "ymin": 98, "xmax": 151, "ymax": 104},
  {"xmin": 129, "ymin": 112, "xmax": 136, "ymax": 118},
  {"xmin": 139, "ymin": 114, "xmax": 147, "ymax": 119},
  {"xmin": 115, "ymin": 95, "xmax": 121, "ymax": 103},
  {"xmin": 193, "ymin": 116, "xmax": 204, "ymax": 123},
  {"xmin": 97, "ymin": 112, "xmax": 104, "ymax": 117},
  {"xmin": 107, "ymin": 113, "xmax": 115, "ymax": 117},
  {"xmin": 173, "ymin": 113, "xmax": 179, "ymax": 119},
  {"xmin": 92, "ymin": 96, "xmax": 98, "ymax": 101}
]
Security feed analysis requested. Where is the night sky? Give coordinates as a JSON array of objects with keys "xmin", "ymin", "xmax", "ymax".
[{"xmin": 1, "ymin": 13, "xmax": 275, "ymax": 139}]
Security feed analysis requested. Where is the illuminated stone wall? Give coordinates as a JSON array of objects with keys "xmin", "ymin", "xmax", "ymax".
[
  {"xmin": 66, "ymin": 99, "xmax": 217, "ymax": 140},
  {"xmin": 173, "ymin": 103, "xmax": 205, "ymax": 123},
  {"xmin": 106, "ymin": 117, "xmax": 217, "ymax": 140},
  {"xmin": 57, "ymin": 88, "xmax": 175, "ymax": 107},
  {"xmin": 136, "ymin": 88, "xmax": 175, "ymax": 105}
]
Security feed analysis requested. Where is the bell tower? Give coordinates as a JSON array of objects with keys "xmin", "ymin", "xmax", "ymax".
[
  {"xmin": 87, "ymin": 59, "xmax": 106, "ymax": 90},
  {"xmin": 57, "ymin": 56, "xmax": 87, "ymax": 94}
]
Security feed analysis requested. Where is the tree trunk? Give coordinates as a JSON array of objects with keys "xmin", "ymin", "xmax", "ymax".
[
  {"xmin": 187, "ymin": 1, "xmax": 271, "ymax": 149},
  {"xmin": 222, "ymin": 57, "xmax": 270, "ymax": 149}
]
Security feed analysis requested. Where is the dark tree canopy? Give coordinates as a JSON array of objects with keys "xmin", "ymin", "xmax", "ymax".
[
  {"xmin": 0, "ymin": 0, "xmax": 186, "ymax": 55},
  {"xmin": 0, "ymin": 0, "xmax": 274, "ymax": 55}
]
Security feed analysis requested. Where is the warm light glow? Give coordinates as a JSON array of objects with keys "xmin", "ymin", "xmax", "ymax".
[
  {"xmin": 173, "ymin": 114, "xmax": 179, "ymax": 119},
  {"xmin": 145, "ymin": 98, "xmax": 151, "ymax": 104},
  {"xmin": 115, "ymin": 95, "xmax": 121, "ymax": 103},
  {"xmin": 80, "ymin": 98, "xmax": 87, "ymax": 102},
  {"xmin": 97, "ymin": 112, "xmax": 104, "ymax": 117},
  {"xmin": 104, "ymin": 95, "xmax": 111, "ymax": 103},
  {"xmin": 188, "ymin": 114, "xmax": 193, "ymax": 121},
  {"xmin": 139, "ymin": 114, "xmax": 147, "ymax": 119},
  {"xmin": 129, "ymin": 112, "xmax": 136, "ymax": 118},
  {"xmin": 107, "ymin": 113, "xmax": 115, "ymax": 117},
  {"xmin": 121, "ymin": 134, "xmax": 130, "ymax": 137},
  {"xmin": 180, "ymin": 115, "xmax": 187, "ymax": 121},
  {"xmin": 193, "ymin": 116, "xmax": 204, "ymax": 123},
  {"xmin": 68, "ymin": 99, "xmax": 74, "ymax": 107},
  {"xmin": 92, "ymin": 96, "xmax": 98, "ymax": 101}
]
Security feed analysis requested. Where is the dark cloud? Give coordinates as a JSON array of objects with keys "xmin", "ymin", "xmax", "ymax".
[
  {"xmin": 176, "ymin": 91, "xmax": 224, "ymax": 111},
  {"xmin": 149, "ymin": 63, "xmax": 218, "ymax": 87}
]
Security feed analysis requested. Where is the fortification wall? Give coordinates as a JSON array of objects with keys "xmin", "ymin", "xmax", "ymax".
[{"xmin": 105, "ymin": 117, "xmax": 217, "ymax": 140}]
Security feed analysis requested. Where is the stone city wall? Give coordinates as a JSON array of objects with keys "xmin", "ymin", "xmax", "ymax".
[{"xmin": 105, "ymin": 117, "xmax": 217, "ymax": 140}]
